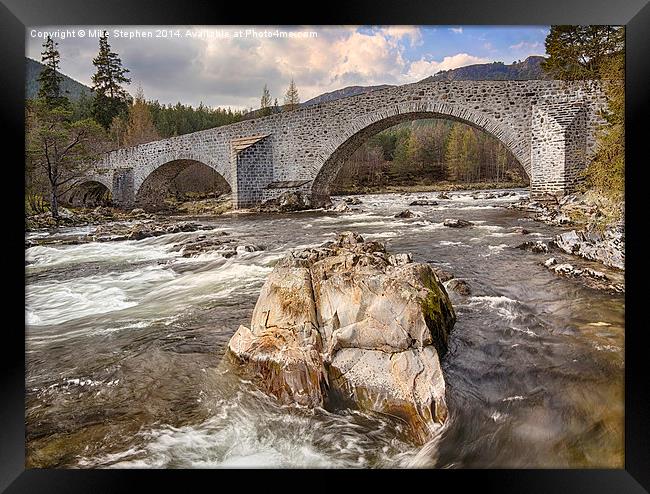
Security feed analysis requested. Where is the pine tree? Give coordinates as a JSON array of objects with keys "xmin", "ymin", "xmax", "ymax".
[
  {"xmin": 273, "ymin": 98, "xmax": 279, "ymax": 113},
  {"xmin": 37, "ymin": 36, "xmax": 67, "ymax": 108},
  {"xmin": 91, "ymin": 31, "xmax": 131, "ymax": 129},
  {"xmin": 260, "ymin": 85, "xmax": 272, "ymax": 116},
  {"xmin": 541, "ymin": 26, "xmax": 624, "ymax": 81},
  {"xmin": 26, "ymin": 100, "xmax": 104, "ymax": 218},
  {"xmin": 284, "ymin": 79, "xmax": 300, "ymax": 111}
]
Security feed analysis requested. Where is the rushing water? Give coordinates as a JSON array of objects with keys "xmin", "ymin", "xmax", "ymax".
[{"xmin": 25, "ymin": 189, "xmax": 624, "ymax": 468}]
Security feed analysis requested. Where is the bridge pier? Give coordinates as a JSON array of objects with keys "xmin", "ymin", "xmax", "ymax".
[
  {"xmin": 530, "ymin": 101, "xmax": 589, "ymax": 200},
  {"xmin": 111, "ymin": 167, "xmax": 136, "ymax": 209},
  {"xmin": 231, "ymin": 135, "xmax": 273, "ymax": 208}
]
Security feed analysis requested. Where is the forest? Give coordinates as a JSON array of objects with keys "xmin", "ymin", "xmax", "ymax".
[{"xmin": 332, "ymin": 119, "xmax": 526, "ymax": 194}]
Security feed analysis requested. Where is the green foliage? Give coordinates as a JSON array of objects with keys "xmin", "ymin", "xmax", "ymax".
[
  {"xmin": 91, "ymin": 31, "xmax": 131, "ymax": 129},
  {"xmin": 583, "ymin": 49, "xmax": 625, "ymax": 204},
  {"xmin": 26, "ymin": 99, "xmax": 106, "ymax": 217},
  {"xmin": 333, "ymin": 119, "xmax": 526, "ymax": 191},
  {"xmin": 37, "ymin": 36, "xmax": 69, "ymax": 109},
  {"xmin": 542, "ymin": 26, "xmax": 623, "ymax": 81},
  {"xmin": 145, "ymin": 100, "xmax": 244, "ymax": 138},
  {"xmin": 26, "ymin": 57, "xmax": 93, "ymax": 102}
]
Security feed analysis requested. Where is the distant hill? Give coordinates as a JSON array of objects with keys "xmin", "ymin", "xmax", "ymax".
[
  {"xmin": 25, "ymin": 57, "xmax": 93, "ymax": 101},
  {"xmin": 242, "ymin": 84, "xmax": 394, "ymax": 119},
  {"xmin": 302, "ymin": 84, "xmax": 394, "ymax": 106},
  {"xmin": 419, "ymin": 56, "xmax": 549, "ymax": 83},
  {"xmin": 244, "ymin": 58, "xmax": 548, "ymax": 118}
]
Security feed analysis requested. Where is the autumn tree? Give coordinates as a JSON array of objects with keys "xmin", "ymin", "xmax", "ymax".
[
  {"xmin": 284, "ymin": 79, "xmax": 300, "ymax": 111},
  {"xmin": 123, "ymin": 87, "xmax": 160, "ymax": 147},
  {"xmin": 583, "ymin": 45, "xmax": 625, "ymax": 203},
  {"xmin": 91, "ymin": 31, "xmax": 131, "ymax": 129},
  {"xmin": 26, "ymin": 100, "xmax": 105, "ymax": 218}
]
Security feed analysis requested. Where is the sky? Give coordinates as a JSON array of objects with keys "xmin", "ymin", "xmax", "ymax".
[{"xmin": 26, "ymin": 25, "xmax": 549, "ymax": 110}]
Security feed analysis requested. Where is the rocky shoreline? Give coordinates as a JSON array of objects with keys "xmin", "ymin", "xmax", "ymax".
[{"xmin": 509, "ymin": 193, "xmax": 624, "ymax": 265}]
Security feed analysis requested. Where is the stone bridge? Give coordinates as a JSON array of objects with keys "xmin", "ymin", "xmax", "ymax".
[{"xmin": 78, "ymin": 79, "xmax": 607, "ymax": 209}]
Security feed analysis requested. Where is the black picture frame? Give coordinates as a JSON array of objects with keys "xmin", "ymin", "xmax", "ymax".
[{"xmin": 2, "ymin": 0, "xmax": 648, "ymax": 491}]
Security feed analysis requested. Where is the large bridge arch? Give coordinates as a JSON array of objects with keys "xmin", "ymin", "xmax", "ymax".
[{"xmin": 310, "ymin": 102, "xmax": 530, "ymax": 198}]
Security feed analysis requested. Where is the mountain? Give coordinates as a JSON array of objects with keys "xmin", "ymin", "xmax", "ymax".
[
  {"xmin": 302, "ymin": 84, "xmax": 395, "ymax": 106},
  {"xmin": 419, "ymin": 56, "xmax": 549, "ymax": 83},
  {"xmin": 296, "ymin": 57, "xmax": 547, "ymax": 110},
  {"xmin": 25, "ymin": 57, "xmax": 93, "ymax": 101}
]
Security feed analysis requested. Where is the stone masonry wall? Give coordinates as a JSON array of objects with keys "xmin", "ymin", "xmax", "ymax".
[
  {"xmin": 85, "ymin": 80, "xmax": 607, "ymax": 208},
  {"xmin": 232, "ymin": 136, "xmax": 274, "ymax": 208}
]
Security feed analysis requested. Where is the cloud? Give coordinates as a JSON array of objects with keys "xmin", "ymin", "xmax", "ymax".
[
  {"xmin": 509, "ymin": 41, "xmax": 544, "ymax": 51},
  {"xmin": 25, "ymin": 26, "xmax": 508, "ymax": 110},
  {"xmin": 449, "ymin": 27, "xmax": 463, "ymax": 34},
  {"xmin": 406, "ymin": 53, "xmax": 490, "ymax": 80},
  {"xmin": 377, "ymin": 26, "xmax": 423, "ymax": 46}
]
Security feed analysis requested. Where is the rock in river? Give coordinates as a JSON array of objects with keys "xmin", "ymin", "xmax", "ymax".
[
  {"xmin": 446, "ymin": 279, "xmax": 472, "ymax": 296},
  {"xmin": 395, "ymin": 209, "xmax": 420, "ymax": 219},
  {"xmin": 443, "ymin": 218, "xmax": 473, "ymax": 228},
  {"xmin": 516, "ymin": 240, "xmax": 549, "ymax": 254},
  {"xmin": 409, "ymin": 199, "xmax": 439, "ymax": 206},
  {"xmin": 227, "ymin": 232, "xmax": 456, "ymax": 444}
]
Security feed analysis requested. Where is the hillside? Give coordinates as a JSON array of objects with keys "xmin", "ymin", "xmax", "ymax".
[
  {"xmin": 25, "ymin": 57, "xmax": 93, "ymax": 101},
  {"xmin": 302, "ymin": 84, "xmax": 394, "ymax": 106},
  {"xmin": 419, "ymin": 56, "xmax": 549, "ymax": 83}
]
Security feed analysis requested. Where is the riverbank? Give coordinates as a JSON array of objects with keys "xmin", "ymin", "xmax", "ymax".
[
  {"xmin": 508, "ymin": 190, "xmax": 625, "ymax": 273},
  {"xmin": 25, "ymin": 195, "xmax": 234, "ymax": 234}
]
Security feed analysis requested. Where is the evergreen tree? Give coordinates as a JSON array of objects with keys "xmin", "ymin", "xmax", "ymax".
[
  {"xmin": 91, "ymin": 31, "xmax": 131, "ymax": 129},
  {"xmin": 37, "ymin": 36, "xmax": 67, "ymax": 108},
  {"xmin": 541, "ymin": 25, "xmax": 624, "ymax": 81},
  {"xmin": 26, "ymin": 100, "xmax": 105, "ymax": 218},
  {"xmin": 283, "ymin": 79, "xmax": 300, "ymax": 111},
  {"xmin": 260, "ymin": 85, "xmax": 272, "ymax": 116},
  {"xmin": 273, "ymin": 98, "xmax": 279, "ymax": 113}
]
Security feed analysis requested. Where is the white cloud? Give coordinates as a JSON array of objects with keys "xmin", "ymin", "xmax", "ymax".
[
  {"xmin": 449, "ymin": 27, "xmax": 463, "ymax": 34},
  {"xmin": 405, "ymin": 53, "xmax": 490, "ymax": 80},
  {"xmin": 25, "ymin": 26, "xmax": 493, "ymax": 109},
  {"xmin": 509, "ymin": 41, "xmax": 543, "ymax": 51},
  {"xmin": 377, "ymin": 26, "xmax": 423, "ymax": 46}
]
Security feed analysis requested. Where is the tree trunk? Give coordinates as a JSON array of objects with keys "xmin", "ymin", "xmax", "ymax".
[{"xmin": 50, "ymin": 187, "xmax": 59, "ymax": 219}]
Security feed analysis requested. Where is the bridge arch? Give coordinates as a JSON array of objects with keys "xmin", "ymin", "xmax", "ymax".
[
  {"xmin": 311, "ymin": 101, "xmax": 529, "ymax": 198},
  {"xmin": 135, "ymin": 158, "xmax": 231, "ymax": 209},
  {"xmin": 64, "ymin": 177, "xmax": 113, "ymax": 207}
]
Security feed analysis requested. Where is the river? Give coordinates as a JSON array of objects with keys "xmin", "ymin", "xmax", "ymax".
[{"xmin": 24, "ymin": 189, "xmax": 624, "ymax": 468}]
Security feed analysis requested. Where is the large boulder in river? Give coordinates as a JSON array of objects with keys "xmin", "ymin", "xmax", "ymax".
[{"xmin": 227, "ymin": 232, "xmax": 456, "ymax": 444}]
